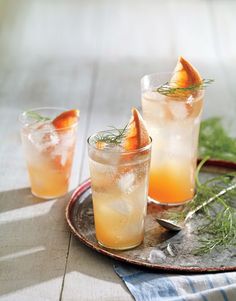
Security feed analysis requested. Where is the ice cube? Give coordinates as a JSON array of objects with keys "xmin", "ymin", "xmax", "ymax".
[
  {"xmin": 89, "ymin": 159, "xmax": 117, "ymax": 190},
  {"xmin": 167, "ymin": 100, "xmax": 188, "ymax": 120},
  {"xmin": 186, "ymin": 94, "xmax": 194, "ymax": 105},
  {"xmin": 29, "ymin": 122, "xmax": 59, "ymax": 152},
  {"xmin": 102, "ymin": 151, "xmax": 121, "ymax": 165},
  {"xmin": 107, "ymin": 198, "xmax": 132, "ymax": 216},
  {"xmin": 142, "ymin": 92, "xmax": 167, "ymax": 122},
  {"xmin": 51, "ymin": 131, "xmax": 76, "ymax": 166},
  {"xmin": 89, "ymin": 159, "xmax": 117, "ymax": 177},
  {"xmin": 59, "ymin": 130, "xmax": 75, "ymax": 148},
  {"xmin": 52, "ymin": 147, "xmax": 68, "ymax": 166},
  {"xmin": 118, "ymin": 172, "xmax": 135, "ymax": 194},
  {"xmin": 148, "ymin": 249, "xmax": 166, "ymax": 263},
  {"xmin": 89, "ymin": 143, "xmax": 122, "ymax": 165}
]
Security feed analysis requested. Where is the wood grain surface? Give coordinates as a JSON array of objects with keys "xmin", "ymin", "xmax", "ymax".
[{"xmin": 0, "ymin": 0, "xmax": 235, "ymax": 300}]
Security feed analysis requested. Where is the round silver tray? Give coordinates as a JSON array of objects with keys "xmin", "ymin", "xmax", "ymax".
[{"xmin": 66, "ymin": 163, "xmax": 236, "ymax": 273}]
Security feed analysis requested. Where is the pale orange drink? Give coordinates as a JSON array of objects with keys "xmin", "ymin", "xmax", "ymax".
[
  {"xmin": 142, "ymin": 57, "xmax": 204, "ymax": 205},
  {"xmin": 88, "ymin": 108, "xmax": 151, "ymax": 250},
  {"xmin": 20, "ymin": 108, "xmax": 79, "ymax": 199}
]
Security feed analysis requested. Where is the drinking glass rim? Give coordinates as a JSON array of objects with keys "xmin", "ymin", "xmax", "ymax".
[
  {"xmin": 87, "ymin": 130, "xmax": 152, "ymax": 155},
  {"xmin": 141, "ymin": 71, "xmax": 206, "ymax": 87},
  {"xmin": 141, "ymin": 71, "xmax": 174, "ymax": 83},
  {"xmin": 19, "ymin": 106, "xmax": 79, "ymax": 131},
  {"xmin": 141, "ymin": 71, "xmax": 205, "ymax": 101}
]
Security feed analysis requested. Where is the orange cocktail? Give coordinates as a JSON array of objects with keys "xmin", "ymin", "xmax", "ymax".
[
  {"xmin": 142, "ymin": 57, "xmax": 204, "ymax": 205},
  {"xmin": 20, "ymin": 108, "xmax": 79, "ymax": 199},
  {"xmin": 88, "ymin": 108, "xmax": 151, "ymax": 250}
]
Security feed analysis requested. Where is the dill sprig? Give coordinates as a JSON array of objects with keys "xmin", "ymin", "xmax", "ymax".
[
  {"xmin": 164, "ymin": 157, "xmax": 236, "ymax": 255},
  {"xmin": 26, "ymin": 111, "xmax": 51, "ymax": 122},
  {"xmin": 194, "ymin": 169, "xmax": 236, "ymax": 254},
  {"xmin": 156, "ymin": 79, "xmax": 214, "ymax": 96},
  {"xmin": 94, "ymin": 124, "xmax": 128, "ymax": 145},
  {"xmin": 196, "ymin": 204, "xmax": 236, "ymax": 254},
  {"xmin": 199, "ymin": 117, "xmax": 236, "ymax": 163}
]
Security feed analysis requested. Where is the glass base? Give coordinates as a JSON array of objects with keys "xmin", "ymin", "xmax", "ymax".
[
  {"xmin": 31, "ymin": 190, "xmax": 68, "ymax": 200},
  {"xmin": 148, "ymin": 196, "xmax": 192, "ymax": 207},
  {"xmin": 97, "ymin": 240, "xmax": 143, "ymax": 251}
]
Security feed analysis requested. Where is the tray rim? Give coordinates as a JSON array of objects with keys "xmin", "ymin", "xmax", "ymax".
[
  {"xmin": 66, "ymin": 165, "xmax": 236, "ymax": 273},
  {"xmin": 197, "ymin": 158, "xmax": 236, "ymax": 170}
]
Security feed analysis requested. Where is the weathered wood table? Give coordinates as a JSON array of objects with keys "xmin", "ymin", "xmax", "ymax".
[{"xmin": 0, "ymin": 0, "xmax": 235, "ymax": 300}]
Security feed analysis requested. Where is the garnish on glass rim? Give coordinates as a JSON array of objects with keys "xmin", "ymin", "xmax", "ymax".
[
  {"xmin": 94, "ymin": 124, "xmax": 128, "ymax": 146},
  {"xmin": 156, "ymin": 79, "xmax": 214, "ymax": 96},
  {"xmin": 94, "ymin": 108, "xmax": 150, "ymax": 154},
  {"xmin": 25, "ymin": 109, "xmax": 79, "ymax": 129},
  {"xmin": 94, "ymin": 108, "xmax": 150, "ymax": 150},
  {"xmin": 26, "ymin": 111, "xmax": 51, "ymax": 122}
]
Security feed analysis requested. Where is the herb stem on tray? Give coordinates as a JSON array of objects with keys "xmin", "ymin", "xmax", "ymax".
[{"xmin": 193, "ymin": 159, "xmax": 236, "ymax": 254}]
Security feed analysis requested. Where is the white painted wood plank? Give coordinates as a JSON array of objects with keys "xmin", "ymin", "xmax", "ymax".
[
  {"xmin": 169, "ymin": 0, "xmax": 234, "ymax": 120},
  {"xmin": 0, "ymin": 195, "xmax": 69, "ymax": 301},
  {"xmin": 96, "ymin": 0, "xmax": 175, "ymax": 60},
  {"xmin": 0, "ymin": 0, "xmax": 99, "ymax": 63},
  {"xmin": 0, "ymin": 1, "xmax": 97, "ymax": 300},
  {"xmin": 62, "ymin": 240, "xmax": 133, "ymax": 301},
  {"xmin": 169, "ymin": 0, "xmax": 217, "ymax": 61},
  {"xmin": 207, "ymin": 0, "xmax": 236, "ymax": 128},
  {"xmin": 0, "ymin": 64, "xmax": 94, "ymax": 301}
]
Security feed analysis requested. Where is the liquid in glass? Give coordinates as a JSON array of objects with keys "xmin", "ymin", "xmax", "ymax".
[
  {"xmin": 142, "ymin": 73, "xmax": 204, "ymax": 205},
  {"xmin": 88, "ymin": 130, "xmax": 151, "ymax": 250}
]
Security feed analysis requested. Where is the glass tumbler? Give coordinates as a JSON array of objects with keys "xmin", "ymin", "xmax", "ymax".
[
  {"xmin": 88, "ymin": 130, "xmax": 152, "ymax": 250},
  {"xmin": 19, "ymin": 107, "xmax": 78, "ymax": 199},
  {"xmin": 141, "ymin": 73, "xmax": 204, "ymax": 205}
]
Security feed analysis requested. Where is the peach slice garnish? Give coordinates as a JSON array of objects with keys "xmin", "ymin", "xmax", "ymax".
[
  {"xmin": 169, "ymin": 56, "xmax": 202, "ymax": 89},
  {"xmin": 123, "ymin": 108, "xmax": 150, "ymax": 151},
  {"xmin": 52, "ymin": 109, "xmax": 80, "ymax": 129}
]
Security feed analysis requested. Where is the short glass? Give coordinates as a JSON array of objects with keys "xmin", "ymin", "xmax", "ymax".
[
  {"xmin": 19, "ymin": 107, "xmax": 78, "ymax": 199},
  {"xmin": 87, "ymin": 130, "xmax": 152, "ymax": 250},
  {"xmin": 141, "ymin": 73, "xmax": 204, "ymax": 205}
]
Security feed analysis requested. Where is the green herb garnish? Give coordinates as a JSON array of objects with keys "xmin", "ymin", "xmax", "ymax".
[
  {"xmin": 26, "ymin": 111, "xmax": 51, "ymax": 122},
  {"xmin": 199, "ymin": 117, "xmax": 236, "ymax": 163},
  {"xmin": 156, "ymin": 79, "xmax": 214, "ymax": 96},
  {"xmin": 165, "ymin": 157, "xmax": 236, "ymax": 255},
  {"xmin": 94, "ymin": 124, "xmax": 128, "ymax": 145},
  {"xmin": 194, "ymin": 167, "xmax": 236, "ymax": 254}
]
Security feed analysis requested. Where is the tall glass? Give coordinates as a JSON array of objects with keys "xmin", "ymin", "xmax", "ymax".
[
  {"xmin": 141, "ymin": 73, "xmax": 204, "ymax": 205},
  {"xmin": 19, "ymin": 107, "xmax": 78, "ymax": 199},
  {"xmin": 88, "ymin": 130, "xmax": 152, "ymax": 250}
]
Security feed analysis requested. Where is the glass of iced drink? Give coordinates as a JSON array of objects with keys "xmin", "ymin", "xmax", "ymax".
[
  {"xmin": 88, "ymin": 108, "xmax": 151, "ymax": 250},
  {"xmin": 19, "ymin": 107, "xmax": 79, "ymax": 199},
  {"xmin": 142, "ymin": 57, "xmax": 205, "ymax": 205}
]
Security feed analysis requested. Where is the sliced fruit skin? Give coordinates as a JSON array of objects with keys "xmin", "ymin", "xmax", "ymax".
[
  {"xmin": 167, "ymin": 56, "xmax": 204, "ymax": 116},
  {"xmin": 170, "ymin": 56, "xmax": 202, "ymax": 88},
  {"xmin": 51, "ymin": 109, "xmax": 79, "ymax": 170},
  {"xmin": 123, "ymin": 108, "xmax": 150, "ymax": 151},
  {"xmin": 52, "ymin": 109, "xmax": 80, "ymax": 129},
  {"xmin": 95, "ymin": 141, "xmax": 106, "ymax": 150}
]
